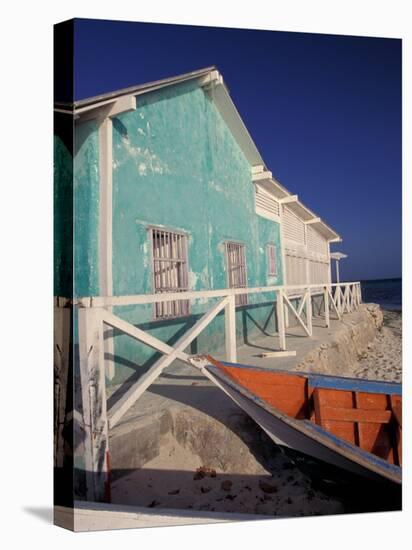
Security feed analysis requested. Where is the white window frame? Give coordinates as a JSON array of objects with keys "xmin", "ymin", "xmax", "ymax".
[
  {"xmin": 225, "ymin": 241, "xmax": 248, "ymax": 306},
  {"xmin": 149, "ymin": 227, "xmax": 190, "ymax": 320},
  {"xmin": 267, "ymin": 243, "xmax": 278, "ymax": 276}
]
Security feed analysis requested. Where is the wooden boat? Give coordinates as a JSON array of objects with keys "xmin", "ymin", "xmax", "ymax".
[{"xmin": 190, "ymin": 356, "xmax": 402, "ymax": 485}]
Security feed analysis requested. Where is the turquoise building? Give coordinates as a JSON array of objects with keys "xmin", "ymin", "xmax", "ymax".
[{"xmin": 55, "ymin": 67, "xmax": 340, "ymax": 388}]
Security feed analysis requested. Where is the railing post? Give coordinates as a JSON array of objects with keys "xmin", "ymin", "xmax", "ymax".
[
  {"xmin": 358, "ymin": 282, "xmax": 362, "ymax": 305},
  {"xmin": 306, "ymin": 288, "xmax": 313, "ymax": 336},
  {"xmin": 336, "ymin": 285, "xmax": 341, "ymax": 315},
  {"xmin": 54, "ymin": 304, "xmax": 71, "ymax": 469},
  {"xmin": 277, "ymin": 289, "xmax": 286, "ymax": 350},
  {"xmin": 225, "ymin": 293, "xmax": 237, "ymax": 363},
  {"xmin": 324, "ymin": 286, "xmax": 330, "ymax": 328},
  {"xmin": 78, "ymin": 307, "xmax": 110, "ymax": 503},
  {"xmin": 284, "ymin": 303, "xmax": 289, "ymax": 328},
  {"xmin": 343, "ymin": 284, "xmax": 348, "ymax": 313}
]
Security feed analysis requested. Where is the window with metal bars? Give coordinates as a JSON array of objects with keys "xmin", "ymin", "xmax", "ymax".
[
  {"xmin": 150, "ymin": 228, "xmax": 190, "ymax": 319},
  {"xmin": 225, "ymin": 242, "xmax": 248, "ymax": 306},
  {"xmin": 267, "ymin": 244, "xmax": 277, "ymax": 276}
]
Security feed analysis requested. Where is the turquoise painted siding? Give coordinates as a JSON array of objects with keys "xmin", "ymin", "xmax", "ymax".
[
  {"xmin": 106, "ymin": 81, "xmax": 284, "ymax": 385},
  {"xmin": 54, "ymin": 119, "xmax": 100, "ymax": 298},
  {"xmin": 73, "ymin": 120, "xmax": 100, "ymax": 297},
  {"xmin": 54, "ymin": 134, "xmax": 73, "ymax": 297}
]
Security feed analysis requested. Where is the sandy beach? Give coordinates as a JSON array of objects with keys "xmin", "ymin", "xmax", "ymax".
[
  {"xmin": 111, "ymin": 306, "xmax": 402, "ymax": 518},
  {"xmin": 353, "ymin": 308, "xmax": 402, "ymax": 382},
  {"xmin": 111, "ymin": 431, "xmax": 347, "ymax": 517}
]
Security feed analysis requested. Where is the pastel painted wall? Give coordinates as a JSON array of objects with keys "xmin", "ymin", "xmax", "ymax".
[
  {"xmin": 55, "ymin": 84, "xmax": 285, "ymax": 488},
  {"xmin": 73, "ymin": 120, "xmax": 100, "ymax": 297},
  {"xmin": 54, "ymin": 132, "xmax": 73, "ymax": 297},
  {"xmin": 106, "ymin": 81, "xmax": 284, "ymax": 386},
  {"xmin": 55, "ymin": 117, "xmax": 101, "ymax": 298}
]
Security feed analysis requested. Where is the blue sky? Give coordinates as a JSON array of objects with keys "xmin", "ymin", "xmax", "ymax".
[{"xmin": 72, "ymin": 19, "xmax": 401, "ymax": 281}]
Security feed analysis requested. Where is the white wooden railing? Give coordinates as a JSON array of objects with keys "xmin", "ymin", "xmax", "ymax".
[
  {"xmin": 80, "ymin": 281, "xmax": 361, "ymax": 427},
  {"xmin": 55, "ymin": 281, "xmax": 361, "ymax": 501}
]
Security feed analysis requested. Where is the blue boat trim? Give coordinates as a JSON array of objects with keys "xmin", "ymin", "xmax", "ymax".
[
  {"xmin": 207, "ymin": 361, "xmax": 402, "ymax": 483},
  {"xmin": 302, "ymin": 421, "xmax": 401, "ymax": 475},
  {"xmin": 220, "ymin": 360, "xmax": 402, "ymax": 395},
  {"xmin": 306, "ymin": 374, "xmax": 401, "ymax": 395}
]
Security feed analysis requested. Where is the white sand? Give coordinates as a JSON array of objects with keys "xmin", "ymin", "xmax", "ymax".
[
  {"xmin": 111, "ymin": 306, "xmax": 402, "ymax": 518},
  {"xmin": 353, "ymin": 309, "xmax": 402, "ymax": 382},
  {"xmin": 111, "ymin": 432, "xmax": 344, "ymax": 517}
]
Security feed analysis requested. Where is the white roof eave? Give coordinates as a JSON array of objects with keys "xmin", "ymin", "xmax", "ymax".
[{"xmin": 57, "ymin": 66, "xmax": 341, "ymax": 241}]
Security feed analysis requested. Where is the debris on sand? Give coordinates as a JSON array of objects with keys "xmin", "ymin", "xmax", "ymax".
[
  {"xmin": 193, "ymin": 466, "xmax": 217, "ymax": 480},
  {"xmin": 259, "ymin": 480, "xmax": 278, "ymax": 494},
  {"xmin": 221, "ymin": 480, "xmax": 233, "ymax": 491}
]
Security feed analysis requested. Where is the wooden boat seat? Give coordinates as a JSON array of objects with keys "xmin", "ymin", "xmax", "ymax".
[
  {"xmin": 201, "ymin": 357, "xmax": 402, "ymax": 482},
  {"xmin": 315, "ymin": 405, "xmax": 392, "ymax": 424},
  {"xmin": 311, "ymin": 388, "xmax": 401, "ymax": 466}
]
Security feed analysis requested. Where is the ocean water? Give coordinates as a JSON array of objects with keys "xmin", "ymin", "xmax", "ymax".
[{"xmin": 360, "ymin": 278, "xmax": 402, "ymax": 311}]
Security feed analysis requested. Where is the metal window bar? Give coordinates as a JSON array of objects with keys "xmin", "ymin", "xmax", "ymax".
[
  {"xmin": 267, "ymin": 244, "xmax": 277, "ymax": 276},
  {"xmin": 151, "ymin": 228, "xmax": 190, "ymax": 319},
  {"xmin": 226, "ymin": 242, "xmax": 248, "ymax": 306}
]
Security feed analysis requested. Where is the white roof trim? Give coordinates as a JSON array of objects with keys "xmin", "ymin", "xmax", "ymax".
[
  {"xmin": 206, "ymin": 79, "xmax": 265, "ymax": 167},
  {"xmin": 258, "ymin": 180, "xmax": 340, "ymax": 241},
  {"xmin": 55, "ymin": 66, "xmax": 340, "ymax": 241}
]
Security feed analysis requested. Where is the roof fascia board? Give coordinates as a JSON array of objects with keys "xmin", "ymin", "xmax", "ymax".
[
  {"xmin": 267, "ymin": 178, "xmax": 290, "ymax": 199},
  {"xmin": 72, "ymin": 66, "xmax": 216, "ymax": 109},
  {"xmin": 255, "ymin": 179, "xmax": 289, "ymax": 201},
  {"xmin": 200, "ymin": 69, "xmax": 223, "ymax": 89},
  {"xmin": 54, "ymin": 65, "xmax": 342, "ymax": 240},
  {"xmin": 286, "ymin": 199, "xmax": 317, "ymax": 221},
  {"xmin": 282, "ymin": 198, "xmax": 340, "ymax": 240},
  {"xmin": 312, "ymin": 221, "xmax": 341, "ymax": 242},
  {"xmin": 251, "ymin": 164, "xmax": 265, "ymax": 174},
  {"xmin": 279, "ymin": 195, "xmax": 298, "ymax": 204},
  {"xmin": 252, "ymin": 170, "xmax": 272, "ymax": 182},
  {"xmin": 207, "ymin": 78, "xmax": 264, "ymax": 167},
  {"xmin": 304, "ymin": 217, "xmax": 321, "ymax": 225},
  {"xmin": 75, "ymin": 96, "xmax": 137, "ymax": 123}
]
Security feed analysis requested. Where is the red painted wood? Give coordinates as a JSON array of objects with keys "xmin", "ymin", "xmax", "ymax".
[
  {"xmin": 313, "ymin": 388, "xmax": 357, "ymax": 445},
  {"xmin": 390, "ymin": 395, "xmax": 402, "ymax": 466},
  {"xmin": 210, "ymin": 358, "xmax": 402, "ymax": 467},
  {"xmin": 218, "ymin": 364, "xmax": 308, "ymax": 418},
  {"xmin": 320, "ymin": 406, "xmax": 392, "ymax": 424}
]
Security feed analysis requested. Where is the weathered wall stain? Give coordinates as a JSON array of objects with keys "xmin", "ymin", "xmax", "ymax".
[
  {"xmin": 54, "ymin": 134, "xmax": 73, "ymax": 297},
  {"xmin": 107, "ymin": 81, "xmax": 283, "ymax": 385},
  {"xmin": 73, "ymin": 120, "xmax": 100, "ymax": 297},
  {"xmin": 60, "ymin": 81, "xmax": 285, "ymax": 386}
]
